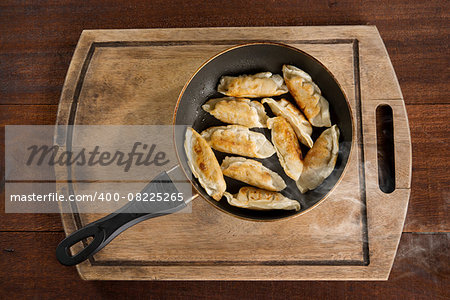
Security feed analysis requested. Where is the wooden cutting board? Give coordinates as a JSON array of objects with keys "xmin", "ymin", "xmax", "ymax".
[{"xmin": 55, "ymin": 26, "xmax": 411, "ymax": 280}]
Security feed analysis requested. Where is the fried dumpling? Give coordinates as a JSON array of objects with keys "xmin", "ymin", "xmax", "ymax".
[
  {"xmin": 224, "ymin": 187, "xmax": 300, "ymax": 211},
  {"xmin": 201, "ymin": 125, "xmax": 275, "ymax": 158},
  {"xmin": 184, "ymin": 128, "xmax": 226, "ymax": 201},
  {"xmin": 283, "ymin": 65, "xmax": 331, "ymax": 127},
  {"xmin": 267, "ymin": 116, "xmax": 304, "ymax": 180},
  {"xmin": 221, "ymin": 156, "xmax": 286, "ymax": 191},
  {"xmin": 261, "ymin": 98, "xmax": 313, "ymax": 148},
  {"xmin": 202, "ymin": 97, "xmax": 269, "ymax": 128},
  {"xmin": 296, "ymin": 125, "xmax": 340, "ymax": 193},
  {"xmin": 217, "ymin": 72, "xmax": 288, "ymax": 98}
]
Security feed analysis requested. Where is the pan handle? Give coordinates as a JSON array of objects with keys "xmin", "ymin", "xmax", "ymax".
[{"xmin": 56, "ymin": 165, "xmax": 194, "ymax": 266}]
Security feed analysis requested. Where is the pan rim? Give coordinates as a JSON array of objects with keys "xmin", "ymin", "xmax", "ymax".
[{"xmin": 172, "ymin": 41, "xmax": 355, "ymax": 222}]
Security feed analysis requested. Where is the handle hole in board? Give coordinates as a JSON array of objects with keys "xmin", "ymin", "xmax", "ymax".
[{"xmin": 376, "ymin": 104, "xmax": 395, "ymax": 193}]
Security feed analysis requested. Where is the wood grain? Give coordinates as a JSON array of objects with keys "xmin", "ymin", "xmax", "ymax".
[
  {"xmin": 1, "ymin": 232, "xmax": 448, "ymax": 299},
  {"xmin": 1, "ymin": 105, "xmax": 446, "ymax": 233},
  {"xmin": 1, "ymin": 104, "xmax": 447, "ymax": 233},
  {"xmin": 0, "ymin": 49, "xmax": 73, "ymax": 105},
  {"xmin": 0, "ymin": 0, "xmax": 447, "ymax": 105},
  {"xmin": 0, "ymin": 0, "xmax": 448, "ymax": 296},
  {"xmin": 0, "ymin": 105, "xmax": 62, "ymax": 231},
  {"xmin": 404, "ymin": 104, "xmax": 450, "ymax": 232},
  {"xmin": 51, "ymin": 26, "xmax": 411, "ymax": 280}
]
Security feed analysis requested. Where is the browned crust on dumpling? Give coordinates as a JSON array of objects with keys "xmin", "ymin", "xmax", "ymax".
[
  {"xmin": 286, "ymin": 76, "xmax": 321, "ymax": 118},
  {"xmin": 201, "ymin": 125, "xmax": 275, "ymax": 158},
  {"xmin": 262, "ymin": 98, "xmax": 314, "ymax": 148},
  {"xmin": 224, "ymin": 187, "xmax": 300, "ymax": 211},
  {"xmin": 217, "ymin": 72, "xmax": 288, "ymax": 98},
  {"xmin": 267, "ymin": 116, "xmax": 304, "ymax": 180},
  {"xmin": 210, "ymin": 128, "xmax": 258, "ymax": 156},
  {"xmin": 221, "ymin": 156, "xmax": 286, "ymax": 191},
  {"xmin": 296, "ymin": 125, "xmax": 340, "ymax": 193},
  {"xmin": 202, "ymin": 97, "xmax": 268, "ymax": 128},
  {"xmin": 184, "ymin": 128, "xmax": 226, "ymax": 201},
  {"xmin": 283, "ymin": 65, "xmax": 331, "ymax": 127}
]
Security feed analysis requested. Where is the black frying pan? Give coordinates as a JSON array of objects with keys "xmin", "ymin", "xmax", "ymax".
[{"xmin": 56, "ymin": 43, "xmax": 353, "ymax": 266}]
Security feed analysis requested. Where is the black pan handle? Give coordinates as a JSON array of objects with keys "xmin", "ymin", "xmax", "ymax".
[
  {"xmin": 55, "ymin": 221, "xmax": 106, "ymax": 266},
  {"xmin": 56, "ymin": 168, "xmax": 188, "ymax": 266}
]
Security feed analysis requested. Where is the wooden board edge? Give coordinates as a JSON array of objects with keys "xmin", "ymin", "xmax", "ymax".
[
  {"xmin": 56, "ymin": 30, "xmax": 94, "ymax": 127},
  {"xmin": 54, "ymin": 26, "xmax": 412, "ymax": 280},
  {"xmin": 76, "ymin": 265, "xmax": 392, "ymax": 281}
]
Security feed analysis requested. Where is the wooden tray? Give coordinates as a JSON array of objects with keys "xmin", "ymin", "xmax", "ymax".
[{"xmin": 56, "ymin": 26, "xmax": 411, "ymax": 280}]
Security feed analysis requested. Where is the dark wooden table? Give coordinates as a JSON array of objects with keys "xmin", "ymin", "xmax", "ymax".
[{"xmin": 1, "ymin": 1, "xmax": 448, "ymax": 298}]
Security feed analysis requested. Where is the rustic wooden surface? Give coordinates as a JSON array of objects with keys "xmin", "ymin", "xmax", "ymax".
[
  {"xmin": 0, "ymin": 0, "xmax": 448, "ymax": 297},
  {"xmin": 54, "ymin": 26, "xmax": 410, "ymax": 280}
]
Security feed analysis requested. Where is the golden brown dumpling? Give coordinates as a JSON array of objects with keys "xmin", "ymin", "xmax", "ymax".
[
  {"xmin": 224, "ymin": 187, "xmax": 300, "ymax": 211},
  {"xmin": 201, "ymin": 125, "xmax": 275, "ymax": 158},
  {"xmin": 221, "ymin": 156, "xmax": 286, "ymax": 191},
  {"xmin": 296, "ymin": 125, "xmax": 340, "ymax": 193},
  {"xmin": 184, "ymin": 128, "xmax": 226, "ymax": 201},
  {"xmin": 261, "ymin": 98, "xmax": 313, "ymax": 148},
  {"xmin": 217, "ymin": 72, "xmax": 288, "ymax": 98},
  {"xmin": 202, "ymin": 97, "xmax": 268, "ymax": 128},
  {"xmin": 267, "ymin": 116, "xmax": 303, "ymax": 180},
  {"xmin": 283, "ymin": 65, "xmax": 331, "ymax": 127}
]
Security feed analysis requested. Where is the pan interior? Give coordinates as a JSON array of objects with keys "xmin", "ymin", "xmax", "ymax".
[{"xmin": 175, "ymin": 43, "xmax": 353, "ymax": 221}]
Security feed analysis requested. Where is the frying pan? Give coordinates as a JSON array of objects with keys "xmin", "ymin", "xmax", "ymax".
[{"xmin": 56, "ymin": 43, "xmax": 353, "ymax": 266}]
